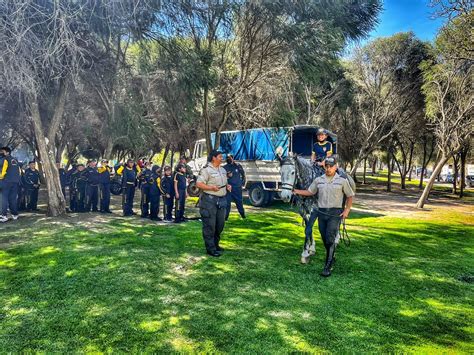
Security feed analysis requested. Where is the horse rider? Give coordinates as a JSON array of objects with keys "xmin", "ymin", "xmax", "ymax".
[{"xmin": 293, "ymin": 156, "xmax": 354, "ymax": 277}]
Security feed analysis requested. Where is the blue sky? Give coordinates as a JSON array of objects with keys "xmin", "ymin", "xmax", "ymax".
[{"xmin": 367, "ymin": 0, "xmax": 445, "ymax": 42}]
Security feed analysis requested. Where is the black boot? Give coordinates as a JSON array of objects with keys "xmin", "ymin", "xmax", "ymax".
[{"xmin": 320, "ymin": 243, "xmax": 336, "ymax": 277}]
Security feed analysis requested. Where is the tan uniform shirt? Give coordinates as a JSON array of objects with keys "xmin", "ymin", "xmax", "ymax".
[
  {"xmin": 197, "ymin": 164, "xmax": 228, "ymax": 197},
  {"xmin": 308, "ymin": 173, "xmax": 355, "ymax": 208}
]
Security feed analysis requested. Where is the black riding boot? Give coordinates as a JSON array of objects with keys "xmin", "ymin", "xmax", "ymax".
[{"xmin": 321, "ymin": 243, "xmax": 336, "ymax": 277}]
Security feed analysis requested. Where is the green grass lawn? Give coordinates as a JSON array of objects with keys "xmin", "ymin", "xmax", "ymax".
[{"xmin": 0, "ymin": 202, "xmax": 473, "ymax": 352}]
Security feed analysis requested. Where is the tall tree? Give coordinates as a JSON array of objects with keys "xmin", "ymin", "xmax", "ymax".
[
  {"xmin": 347, "ymin": 33, "xmax": 431, "ymax": 176},
  {"xmin": 416, "ymin": 10, "xmax": 474, "ymax": 208}
]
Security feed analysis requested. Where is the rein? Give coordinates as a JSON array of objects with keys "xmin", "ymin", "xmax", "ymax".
[
  {"xmin": 280, "ymin": 157, "xmax": 300, "ymax": 192},
  {"xmin": 281, "ymin": 156, "xmax": 352, "ymax": 247}
]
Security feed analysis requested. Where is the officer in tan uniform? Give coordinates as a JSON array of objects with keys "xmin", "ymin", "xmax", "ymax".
[
  {"xmin": 196, "ymin": 150, "xmax": 231, "ymax": 257},
  {"xmin": 293, "ymin": 156, "xmax": 355, "ymax": 277}
]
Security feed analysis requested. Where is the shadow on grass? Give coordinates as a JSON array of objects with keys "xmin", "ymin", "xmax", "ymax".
[{"xmin": 0, "ymin": 209, "xmax": 472, "ymax": 352}]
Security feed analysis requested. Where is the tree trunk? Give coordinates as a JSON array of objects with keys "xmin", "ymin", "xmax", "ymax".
[
  {"xmin": 170, "ymin": 148, "xmax": 175, "ymax": 169},
  {"xmin": 387, "ymin": 155, "xmax": 392, "ymax": 192},
  {"xmin": 161, "ymin": 143, "xmax": 170, "ymax": 168},
  {"xmin": 28, "ymin": 95, "xmax": 67, "ymax": 217},
  {"xmin": 419, "ymin": 138, "xmax": 428, "ymax": 189},
  {"xmin": 203, "ymin": 87, "xmax": 212, "ymax": 154},
  {"xmin": 416, "ymin": 154, "xmax": 450, "ymax": 208},
  {"xmin": 214, "ymin": 105, "xmax": 229, "ymax": 150},
  {"xmin": 350, "ymin": 149, "xmax": 367, "ymax": 176},
  {"xmin": 452, "ymin": 154, "xmax": 459, "ymax": 194},
  {"xmin": 371, "ymin": 157, "xmax": 377, "ymax": 175},
  {"xmin": 363, "ymin": 158, "xmax": 367, "ymax": 184},
  {"xmin": 460, "ymin": 146, "xmax": 468, "ymax": 198}
]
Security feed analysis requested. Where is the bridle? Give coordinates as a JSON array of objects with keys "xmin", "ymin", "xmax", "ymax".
[{"xmin": 280, "ymin": 156, "xmax": 299, "ymax": 192}]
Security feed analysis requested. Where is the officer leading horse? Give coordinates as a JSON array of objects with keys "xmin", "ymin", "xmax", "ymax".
[
  {"xmin": 279, "ymin": 154, "xmax": 355, "ymax": 269},
  {"xmin": 279, "ymin": 154, "xmax": 325, "ymax": 263}
]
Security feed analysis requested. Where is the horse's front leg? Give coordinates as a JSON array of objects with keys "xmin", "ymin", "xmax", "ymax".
[{"xmin": 301, "ymin": 208, "xmax": 318, "ymax": 264}]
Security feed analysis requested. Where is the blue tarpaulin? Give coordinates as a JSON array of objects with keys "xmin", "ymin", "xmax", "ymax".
[{"xmin": 211, "ymin": 128, "xmax": 289, "ymax": 161}]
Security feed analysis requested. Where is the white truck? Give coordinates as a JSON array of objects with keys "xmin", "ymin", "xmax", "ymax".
[{"xmin": 187, "ymin": 125, "xmax": 337, "ymax": 207}]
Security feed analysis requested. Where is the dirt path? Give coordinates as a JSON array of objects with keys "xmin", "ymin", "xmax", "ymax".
[{"xmin": 0, "ymin": 186, "xmax": 472, "ymax": 243}]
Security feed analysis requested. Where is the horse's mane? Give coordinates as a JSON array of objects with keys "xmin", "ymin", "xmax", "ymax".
[{"xmin": 294, "ymin": 156, "xmax": 325, "ymax": 189}]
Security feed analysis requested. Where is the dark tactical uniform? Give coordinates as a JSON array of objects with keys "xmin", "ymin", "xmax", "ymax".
[
  {"xmin": 0, "ymin": 155, "xmax": 21, "ymax": 217},
  {"xmin": 175, "ymin": 162, "xmax": 194, "ymax": 179},
  {"xmin": 118, "ymin": 165, "xmax": 138, "ymax": 216},
  {"xmin": 149, "ymin": 166, "xmax": 163, "ymax": 220},
  {"xmin": 224, "ymin": 161, "xmax": 246, "ymax": 220},
  {"xmin": 72, "ymin": 169, "xmax": 88, "ymax": 212},
  {"xmin": 312, "ymin": 141, "xmax": 333, "ymax": 162},
  {"xmin": 17, "ymin": 167, "xmax": 27, "ymax": 212},
  {"xmin": 98, "ymin": 165, "xmax": 112, "ymax": 212},
  {"xmin": 85, "ymin": 166, "xmax": 100, "ymax": 212},
  {"xmin": 197, "ymin": 165, "xmax": 228, "ymax": 253},
  {"xmin": 174, "ymin": 172, "xmax": 187, "ymax": 222},
  {"xmin": 161, "ymin": 174, "xmax": 174, "ymax": 221},
  {"xmin": 307, "ymin": 172, "xmax": 355, "ymax": 273},
  {"xmin": 66, "ymin": 166, "xmax": 77, "ymax": 210},
  {"xmin": 139, "ymin": 168, "xmax": 153, "ymax": 218},
  {"xmin": 24, "ymin": 167, "xmax": 40, "ymax": 211}
]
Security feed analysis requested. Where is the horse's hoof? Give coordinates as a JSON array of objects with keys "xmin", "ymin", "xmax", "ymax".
[{"xmin": 300, "ymin": 257, "xmax": 309, "ymax": 264}]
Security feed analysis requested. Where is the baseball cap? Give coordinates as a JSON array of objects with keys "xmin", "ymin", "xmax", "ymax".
[{"xmin": 325, "ymin": 156, "xmax": 337, "ymax": 167}]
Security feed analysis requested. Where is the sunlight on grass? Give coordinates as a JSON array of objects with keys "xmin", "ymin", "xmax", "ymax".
[
  {"xmin": 0, "ymin": 202, "xmax": 472, "ymax": 352},
  {"xmin": 139, "ymin": 320, "xmax": 163, "ymax": 332}
]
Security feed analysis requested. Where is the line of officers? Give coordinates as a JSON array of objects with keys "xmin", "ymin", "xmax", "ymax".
[{"xmin": 64, "ymin": 155, "xmax": 247, "ymax": 224}]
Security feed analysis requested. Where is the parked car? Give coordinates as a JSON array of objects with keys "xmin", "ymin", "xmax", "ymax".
[{"xmin": 466, "ymin": 175, "xmax": 474, "ymax": 188}]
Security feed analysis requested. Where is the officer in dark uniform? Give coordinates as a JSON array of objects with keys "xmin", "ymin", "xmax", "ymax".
[
  {"xmin": 196, "ymin": 150, "xmax": 231, "ymax": 257},
  {"xmin": 149, "ymin": 165, "xmax": 164, "ymax": 221},
  {"xmin": 84, "ymin": 160, "xmax": 100, "ymax": 212},
  {"xmin": 98, "ymin": 159, "xmax": 112, "ymax": 213},
  {"xmin": 24, "ymin": 161, "xmax": 41, "ymax": 211},
  {"xmin": 174, "ymin": 164, "xmax": 188, "ymax": 223},
  {"xmin": 160, "ymin": 165, "xmax": 174, "ymax": 222},
  {"xmin": 72, "ymin": 164, "xmax": 87, "ymax": 212},
  {"xmin": 17, "ymin": 163, "xmax": 27, "ymax": 212},
  {"xmin": 117, "ymin": 159, "xmax": 138, "ymax": 216},
  {"xmin": 175, "ymin": 155, "xmax": 194, "ymax": 179},
  {"xmin": 293, "ymin": 156, "xmax": 355, "ymax": 277},
  {"xmin": 138, "ymin": 161, "xmax": 153, "ymax": 218},
  {"xmin": 0, "ymin": 147, "xmax": 21, "ymax": 222},
  {"xmin": 66, "ymin": 162, "xmax": 78, "ymax": 211},
  {"xmin": 57, "ymin": 162, "xmax": 67, "ymax": 199},
  {"xmin": 224, "ymin": 154, "xmax": 246, "ymax": 220}
]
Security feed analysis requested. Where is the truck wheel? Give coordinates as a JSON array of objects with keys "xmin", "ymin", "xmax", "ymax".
[
  {"xmin": 187, "ymin": 180, "xmax": 201, "ymax": 197},
  {"xmin": 110, "ymin": 181, "xmax": 122, "ymax": 196},
  {"xmin": 263, "ymin": 191, "xmax": 274, "ymax": 206},
  {"xmin": 248, "ymin": 183, "xmax": 267, "ymax": 207}
]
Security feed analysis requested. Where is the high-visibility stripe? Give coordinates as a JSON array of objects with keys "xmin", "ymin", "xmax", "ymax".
[{"xmin": 0, "ymin": 159, "xmax": 8, "ymax": 179}]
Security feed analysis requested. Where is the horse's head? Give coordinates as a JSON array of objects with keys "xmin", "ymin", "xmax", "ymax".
[{"xmin": 279, "ymin": 154, "xmax": 297, "ymax": 203}]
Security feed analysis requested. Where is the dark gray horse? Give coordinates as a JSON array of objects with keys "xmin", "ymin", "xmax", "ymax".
[
  {"xmin": 279, "ymin": 154, "xmax": 355, "ymax": 263},
  {"xmin": 279, "ymin": 154, "xmax": 325, "ymax": 263}
]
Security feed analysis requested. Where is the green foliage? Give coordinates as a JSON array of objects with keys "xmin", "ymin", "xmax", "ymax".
[
  {"xmin": 270, "ymin": 103, "xmax": 299, "ymax": 127},
  {"xmin": 0, "ymin": 202, "xmax": 472, "ymax": 352},
  {"xmin": 436, "ymin": 11, "xmax": 474, "ymax": 61}
]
